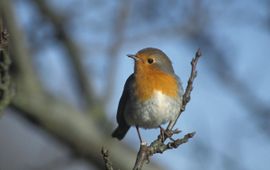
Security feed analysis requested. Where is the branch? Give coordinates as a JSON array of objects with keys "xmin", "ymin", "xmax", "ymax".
[
  {"xmin": 101, "ymin": 147, "xmax": 114, "ymax": 170},
  {"xmin": 168, "ymin": 48, "xmax": 202, "ymax": 130},
  {"xmin": 0, "ymin": 0, "xmax": 43, "ymax": 96},
  {"xmin": 133, "ymin": 132, "xmax": 195, "ymax": 170},
  {"xmin": 33, "ymin": 0, "xmax": 98, "ymax": 112},
  {"xmin": 0, "ymin": 13, "xmax": 13, "ymax": 113},
  {"xmin": 10, "ymin": 94, "xmax": 162, "ymax": 170},
  {"xmin": 182, "ymin": 48, "xmax": 202, "ymax": 111},
  {"xmin": 133, "ymin": 49, "xmax": 202, "ymax": 170}
]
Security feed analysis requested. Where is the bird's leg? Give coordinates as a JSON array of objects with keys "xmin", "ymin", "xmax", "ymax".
[
  {"xmin": 166, "ymin": 121, "xmax": 182, "ymax": 135},
  {"xmin": 159, "ymin": 126, "xmax": 165, "ymax": 142},
  {"xmin": 159, "ymin": 125, "xmax": 176, "ymax": 142},
  {"xmin": 136, "ymin": 125, "xmax": 143, "ymax": 144}
]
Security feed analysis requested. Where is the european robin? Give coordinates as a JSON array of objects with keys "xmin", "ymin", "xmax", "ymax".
[{"xmin": 112, "ymin": 47, "xmax": 183, "ymax": 142}]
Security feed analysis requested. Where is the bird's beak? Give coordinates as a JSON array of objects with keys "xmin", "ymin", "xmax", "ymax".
[{"xmin": 127, "ymin": 54, "xmax": 140, "ymax": 61}]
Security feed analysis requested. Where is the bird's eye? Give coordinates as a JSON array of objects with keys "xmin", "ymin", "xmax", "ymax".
[{"xmin": 147, "ymin": 58, "xmax": 154, "ymax": 64}]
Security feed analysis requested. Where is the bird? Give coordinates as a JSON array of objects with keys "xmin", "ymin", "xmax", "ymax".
[{"xmin": 112, "ymin": 47, "xmax": 183, "ymax": 143}]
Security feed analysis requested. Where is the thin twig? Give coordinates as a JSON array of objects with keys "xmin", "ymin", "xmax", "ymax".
[
  {"xmin": 182, "ymin": 48, "xmax": 202, "ymax": 111},
  {"xmin": 167, "ymin": 48, "xmax": 202, "ymax": 130}
]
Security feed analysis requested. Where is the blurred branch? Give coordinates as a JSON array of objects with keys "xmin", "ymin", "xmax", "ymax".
[
  {"xmin": 10, "ymin": 94, "xmax": 162, "ymax": 170},
  {"xmin": 0, "ymin": 14, "xmax": 13, "ymax": 113},
  {"xmin": 0, "ymin": 0, "xmax": 43, "ymax": 96},
  {"xmin": 33, "ymin": 0, "xmax": 99, "ymax": 113},
  {"xmin": 102, "ymin": 0, "xmax": 131, "ymax": 104},
  {"xmin": 28, "ymin": 156, "xmax": 74, "ymax": 170}
]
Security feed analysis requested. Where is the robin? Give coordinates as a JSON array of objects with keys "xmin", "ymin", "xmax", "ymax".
[{"xmin": 112, "ymin": 47, "xmax": 183, "ymax": 142}]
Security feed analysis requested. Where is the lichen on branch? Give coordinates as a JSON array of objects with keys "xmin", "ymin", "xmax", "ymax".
[{"xmin": 0, "ymin": 18, "xmax": 13, "ymax": 113}]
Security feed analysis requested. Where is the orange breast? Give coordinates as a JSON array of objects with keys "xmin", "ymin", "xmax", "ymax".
[{"xmin": 134, "ymin": 65, "xmax": 179, "ymax": 101}]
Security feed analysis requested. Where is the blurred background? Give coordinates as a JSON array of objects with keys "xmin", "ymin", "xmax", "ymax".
[{"xmin": 0, "ymin": 0, "xmax": 270, "ymax": 170}]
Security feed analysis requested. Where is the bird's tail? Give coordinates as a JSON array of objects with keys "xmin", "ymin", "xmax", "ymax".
[{"xmin": 112, "ymin": 125, "xmax": 130, "ymax": 140}]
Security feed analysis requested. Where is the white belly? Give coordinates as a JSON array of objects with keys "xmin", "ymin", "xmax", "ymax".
[{"xmin": 124, "ymin": 91, "xmax": 181, "ymax": 128}]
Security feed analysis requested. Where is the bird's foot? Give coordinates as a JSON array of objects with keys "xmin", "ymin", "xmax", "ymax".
[{"xmin": 159, "ymin": 126, "xmax": 181, "ymax": 142}]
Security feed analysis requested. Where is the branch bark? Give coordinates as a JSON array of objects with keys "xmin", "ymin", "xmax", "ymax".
[
  {"xmin": 101, "ymin": 147, "xmax": 114, "ymax": 170},
  {"xmin": 0, "ymin": 6, "xmax": 13, "ymax": 113},
  {"xmin": 133, "ymin": 132, "xmax": 195, "ymax": 170}
]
